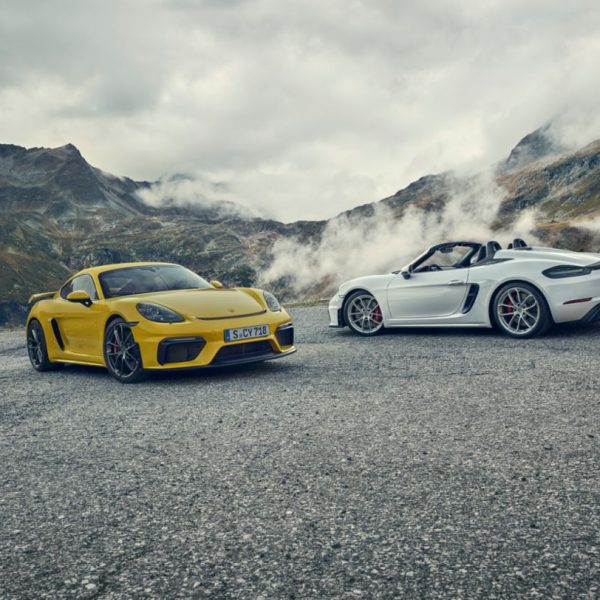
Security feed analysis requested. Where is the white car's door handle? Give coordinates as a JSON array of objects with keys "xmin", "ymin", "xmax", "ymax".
[{"xmin": 448, "ymin": 280, "xmax": 465, "ymax": 286}]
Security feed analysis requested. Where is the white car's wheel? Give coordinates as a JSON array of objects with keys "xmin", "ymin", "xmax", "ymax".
[
  {"xmin": 344, "ymin": 291, "xmax": 384, "ymax": 336},
  {"xmin": 492, "ymin": 283, "xmax": 551, "ymax": 338}
]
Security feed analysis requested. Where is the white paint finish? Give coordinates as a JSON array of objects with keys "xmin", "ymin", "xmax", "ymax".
[
  {"xmin": 386, "ymin": 270, "xmax": 468, "ymax": 320},
  {"xmin": 329, "ymin": 244, "xmax": 600, "ymax": 330}
]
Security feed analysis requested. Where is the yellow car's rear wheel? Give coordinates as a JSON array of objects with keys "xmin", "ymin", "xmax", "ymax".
[
  {"xmin": 104, "ymin": 318, "xmax": 146, "ymax": 383},
  {"xmin": 27, "ymin": 320, "xmax": 64, "ymax": 372}
]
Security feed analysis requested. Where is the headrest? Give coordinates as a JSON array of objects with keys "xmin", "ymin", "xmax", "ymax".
[
  {"xmin": 475, "ymin": 246, "xmax": 487, "ymax": 263},
  {"xmin": 486, "ymin": 240, "xmax": 501, "ymax": 258},
  {"xmin": 512, "ymin": 238, "xmax": 528, "ymax": 249}
]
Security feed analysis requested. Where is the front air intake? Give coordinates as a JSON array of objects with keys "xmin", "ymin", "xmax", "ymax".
[
  {"xmin": 211, "ymin": 341, "xmax": 274, "ymax": 365},
  {"xmin": 275, "ymin": 323, "xmax": 294, "ymax": 347},
  {"xmin": 157, "ymin": 337, "xmax": 205, "ymax": 365}
]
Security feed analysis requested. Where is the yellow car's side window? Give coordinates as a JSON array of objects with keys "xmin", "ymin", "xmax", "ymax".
[{"xmin": 60, "ymin": 274, "xmax": 99, "ymax": 300}]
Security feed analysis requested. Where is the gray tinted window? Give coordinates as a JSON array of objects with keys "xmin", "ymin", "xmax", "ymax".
[
  {"xmin": 61, "ymin": 274, "xmax": 98, "ymax": 299},
  {"xmin": 99, "ymin": 265, "xmax": 212, "ymax": 298}
]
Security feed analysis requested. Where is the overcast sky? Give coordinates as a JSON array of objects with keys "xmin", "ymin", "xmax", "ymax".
[{"xmin": 1, "ymin": 0, "xmax": 599, "ymax": 221}]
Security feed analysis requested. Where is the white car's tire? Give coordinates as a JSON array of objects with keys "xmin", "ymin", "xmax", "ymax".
[
  {"xmin": 492, "ymin": 282, "xmax": 552, "ymax": 339},
  {"xmin": 344, "ymin": 291, "xmax": 384, "ymax": 336}
]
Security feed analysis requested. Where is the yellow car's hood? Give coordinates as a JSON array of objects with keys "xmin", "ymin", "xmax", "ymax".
[{"xmin": 135, "ymin": 288, "xmax": 266, "ymax": 319}]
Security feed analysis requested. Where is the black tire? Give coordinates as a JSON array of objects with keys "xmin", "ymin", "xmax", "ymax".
[
  {"xmin": 344, "ymin": 290, "xmax": 385, "ymax": 336},
  {"xmin": 26, "ymin": 319, "xmax": 64, "ymax": 372},
  {"xmin": 492, "ymin": 282, "xmax": 552, "ymax": 339},
  {"xmin": 103, "ymin": 318, "xmax": 146, "ymax": 383}
]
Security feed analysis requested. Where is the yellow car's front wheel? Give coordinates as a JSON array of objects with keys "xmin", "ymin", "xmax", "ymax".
[{"xmin": 104, "ymin": 318, "xmax": 146, "ymax": 384}]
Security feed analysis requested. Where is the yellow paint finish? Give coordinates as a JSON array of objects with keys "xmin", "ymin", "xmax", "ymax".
[{"xmin": 27, "ymin": 262, "xmax": 295, "ymax": 372}]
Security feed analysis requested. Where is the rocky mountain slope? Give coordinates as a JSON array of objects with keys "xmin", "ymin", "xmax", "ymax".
[
  {"xmin": 0, "ymin": 143, "xmax": 322, "ymax": 323},
  {"xmin": 1, "ymin": 129, "xmax": 599, "ymax": 324}
]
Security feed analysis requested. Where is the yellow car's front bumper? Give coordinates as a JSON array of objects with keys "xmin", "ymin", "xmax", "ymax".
[{"xmin": 131, "ymin": 312, "xmax": 295, "ymax": 370}]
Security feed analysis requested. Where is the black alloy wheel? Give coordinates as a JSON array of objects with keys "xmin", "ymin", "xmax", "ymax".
[
  {"xmin": 104, "ymin": 318, "xmax": 146, "ymax": 383},
  {"xmin": 27, "ymin": 320, "xmax": 63, "ymax": 372}
]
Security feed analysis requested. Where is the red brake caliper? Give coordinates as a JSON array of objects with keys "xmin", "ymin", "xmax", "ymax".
[
  {"xmin": 504, "ymin": 297, "xmax": 513, "ymax": 315},
  {"xmin": 373, "ymin": 305, "xmax": 382, "ymax": 323}
]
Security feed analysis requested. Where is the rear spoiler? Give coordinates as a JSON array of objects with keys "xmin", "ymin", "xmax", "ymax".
[{"xmin": 28, "ymin": 291, "xmax": 56, "ymax": 304}]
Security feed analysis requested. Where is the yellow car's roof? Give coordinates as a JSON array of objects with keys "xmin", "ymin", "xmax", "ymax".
[{"xmin": 78, "ymin": 262, "xmax": 179, "ymax": 277}]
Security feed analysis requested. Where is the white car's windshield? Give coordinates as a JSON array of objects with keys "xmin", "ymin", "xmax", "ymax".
[{"xmin": 417, "ymin": 246, "xmax": 473, "ymax": 270}]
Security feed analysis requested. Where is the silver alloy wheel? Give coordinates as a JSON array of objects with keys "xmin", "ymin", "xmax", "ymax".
[
  {"xmin": 497, "ymin": 286, "xmax": 540, "ymax": 335},
  {"xmin": 106, "ymin": 323, "xmax": 140, "ymax": 378},
  {"xmin": 27, "ymin": 325, "xmax": 43, "ymax": 367},
  {"xmin": 347, "ymin": 294, "xmax": 384, "ymax": 334}
]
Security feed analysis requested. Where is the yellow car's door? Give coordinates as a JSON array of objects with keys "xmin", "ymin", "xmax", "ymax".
[{"xmin": 54, "ymin": 274, "xmax": 105, "ymax": 361}]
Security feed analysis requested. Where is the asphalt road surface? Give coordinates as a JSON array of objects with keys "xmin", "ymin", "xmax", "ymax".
[{"xmin": 1, "ymin": 307, "xmax": 599, "ymax": 599}]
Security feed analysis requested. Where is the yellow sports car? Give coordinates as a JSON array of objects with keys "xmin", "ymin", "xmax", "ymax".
[{"xmin": 26, "ymin": 262, "xmax": 295, "ymax": 383}]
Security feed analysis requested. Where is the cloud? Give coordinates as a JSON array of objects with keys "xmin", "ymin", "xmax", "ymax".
[
  {"xmin": 0, "ymin": 0, "xmax": 599, "ymax": 220},
  {"xmin": 136, "ymin": 174, "xmax": 259, "ymax": 219},
  {"xmin": 578, "ymin": 215, "xmax": 600, "ymax": 234},
  {"xmin": 261, "ymin": 173, "xmax": 540, "ymax": 295}
]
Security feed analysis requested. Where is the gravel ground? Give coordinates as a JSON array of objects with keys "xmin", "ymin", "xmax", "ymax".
[{"xmin": 1, "ymin": 306, "xmax": 599, "ymax": 599}]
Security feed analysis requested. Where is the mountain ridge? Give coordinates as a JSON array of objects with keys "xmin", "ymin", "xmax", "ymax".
[{"xmin": 1, "ymin": 129, "xmax": 599, "ymax": 324}]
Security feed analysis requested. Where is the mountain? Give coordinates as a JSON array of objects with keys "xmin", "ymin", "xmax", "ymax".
[
  {"xmin": 1, "ymin": 131, "xmax": 599, "ymax": 324},
  {"xmin": 502, "ymin": 124, "xmax": 567, "ymax": 172},
  {"xmin": 0, "ymin": 143, "xmax": 148, "ymax": 216},
  {"xmin": 0, "ymin": 142, "xmax": 323, "ymax": 323},
  {"xmin": 330, "ymin": 136, "xmax": 600, "ymax": 252}
]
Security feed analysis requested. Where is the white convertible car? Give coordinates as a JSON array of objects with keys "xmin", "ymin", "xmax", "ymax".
[{"xmin": 328, "ymin": 239, "xmax": 600, "ymax": 338}]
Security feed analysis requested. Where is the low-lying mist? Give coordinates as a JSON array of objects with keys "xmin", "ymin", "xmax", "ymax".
[
  {"xmin": 261, "ymin": 173, "xmax": 538, "ymax": 297},
  {"xmin": 136, "ymin": 175, "xmax": 259, "ymax": 219}
]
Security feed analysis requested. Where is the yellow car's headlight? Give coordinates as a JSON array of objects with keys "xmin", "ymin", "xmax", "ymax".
[
  {"xmin": 137, "ymin": 302, "xmax": 184, "ymax": 323},
  {"xmin": 263, "ymin": 291, "xmax": 281, "ymax": 312}
]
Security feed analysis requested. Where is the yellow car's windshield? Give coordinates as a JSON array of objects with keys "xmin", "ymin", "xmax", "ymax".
[{"xmin": 99, "ymin": 265, "xmax": 212, "ymax": 298}]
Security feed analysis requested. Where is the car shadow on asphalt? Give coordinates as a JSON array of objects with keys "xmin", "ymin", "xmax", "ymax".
[
  {"xmin": 55, "ymin": 323, "xmax": 599, "ymax": 384},
  {"xmin": 332, "ymin": 322, "xmax": 600, "ymax": 340},
  {"xmin": 58, "ymin": 358, "xmax": 295, "ymax": 385},
  {"xmin": 146, "ymin": 360, "xmax": 295, "ymax": 384}
]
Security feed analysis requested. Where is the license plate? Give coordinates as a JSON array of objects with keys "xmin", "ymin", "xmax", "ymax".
[{"xmin": 224, "ymin": 325, "xmax": 269, "ymax": 342}]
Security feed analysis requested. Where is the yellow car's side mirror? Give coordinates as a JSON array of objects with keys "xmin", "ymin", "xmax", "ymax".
[
  {"xmin": 210, "ymin": 280, "xmax": 224, "ymax": 289},
  {"xmin": 66, "ymin": 290, "xmax": 93, "ymax": 307}
]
